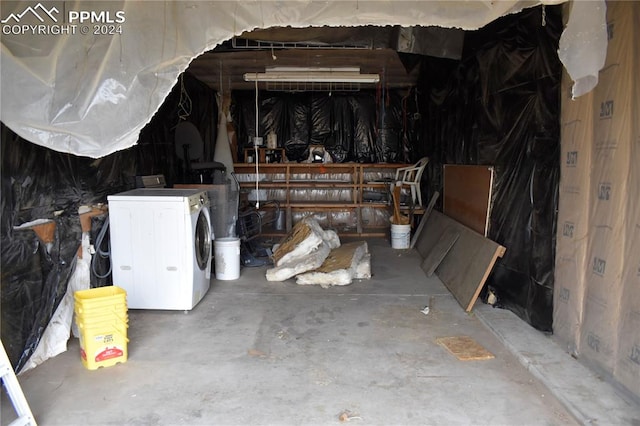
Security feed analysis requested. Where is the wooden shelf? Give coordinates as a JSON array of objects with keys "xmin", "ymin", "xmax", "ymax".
[
  {"xmin": 287, "ymin": 182, "xmax": 354, "ymax": 188},
  {"xmin": 243, "ymin": 147, "xmax": 285, "ymax": 163},
  {"xmin": 233, "ymin": 162, "xmax": 415, "ymax": 237}
]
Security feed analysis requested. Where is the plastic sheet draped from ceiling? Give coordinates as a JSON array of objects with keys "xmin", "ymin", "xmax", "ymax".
[{"xmin": 0, "ymin": 0, "xmax": 593, "ymax": 159}]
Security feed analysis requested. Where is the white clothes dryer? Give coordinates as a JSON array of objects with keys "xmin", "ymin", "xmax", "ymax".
[{"xmin": 107, "ymin": 188, "xmax": 212, "ymax": 310}]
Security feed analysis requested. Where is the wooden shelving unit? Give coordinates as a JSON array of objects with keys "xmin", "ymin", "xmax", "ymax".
[
  {"xmin": 243, "ymin": 147, "xmax": 286, "ymax": 163},
  {"xmin": 233, "ymin": 163, "xmax": 424, "ymax": 237}
]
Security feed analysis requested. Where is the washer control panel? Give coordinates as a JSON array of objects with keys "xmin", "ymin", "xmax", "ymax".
[{"xmin": 188, "ymin": 191, "xmax": 209, "ymax": 213}]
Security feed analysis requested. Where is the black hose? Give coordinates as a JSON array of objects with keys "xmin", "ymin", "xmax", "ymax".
[{"xmin": 91, "ymin": 215, "xmax": 112, "ymax": 280}]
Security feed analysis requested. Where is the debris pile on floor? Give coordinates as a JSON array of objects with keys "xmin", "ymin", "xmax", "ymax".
[
  {"xmin": 266, "ymin": 217, "xmax": 370, "ymax": 288},
  {"xmin": 338, "ymin": 409, "xmax": 362, "ymax": 422}
]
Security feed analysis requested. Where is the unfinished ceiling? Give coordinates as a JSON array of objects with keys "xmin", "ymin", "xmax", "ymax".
[
  {"xmin": 2, "ymin": 0, "xmax": 607, "ymax": 158},
  {"xmin": 186, "ymin": 26, "xmax": 464, "ymax": 92}
]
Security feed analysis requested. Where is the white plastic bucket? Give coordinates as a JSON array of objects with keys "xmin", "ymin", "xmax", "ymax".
[
  {"xmin": 214, "ymin": 237, "xmax": 241, "ymax": 280},
  {"xmin": 390, "ymin": 223, "xmax": 411, "ymax": 249}
]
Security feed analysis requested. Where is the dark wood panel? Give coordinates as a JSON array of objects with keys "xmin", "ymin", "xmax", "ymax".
[
  {"xmin": 420, "ymin": 228, "xmax": 459, "ymax": 277},
  {"xmin": 416, "ymin": 210, "xmax": 505, "ymax": 312},
  {"xmin": 443, "ymin": 165, "xmax": 494, "ymax": 237}
]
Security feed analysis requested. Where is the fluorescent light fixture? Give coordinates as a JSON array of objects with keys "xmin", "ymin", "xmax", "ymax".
[{"xmin": 244, "ymin": 67, "xmax": 379, "ymax": 84}]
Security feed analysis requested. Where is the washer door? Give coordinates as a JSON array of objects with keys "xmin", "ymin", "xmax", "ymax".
[{"xmin": 194, "ymin": 209, "xmax": 212, "ymax": 271}]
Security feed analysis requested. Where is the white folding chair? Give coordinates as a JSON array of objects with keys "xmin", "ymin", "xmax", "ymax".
[{"xmin": 393, "ymin": 157, "xmax": 429, "ymax": 207}]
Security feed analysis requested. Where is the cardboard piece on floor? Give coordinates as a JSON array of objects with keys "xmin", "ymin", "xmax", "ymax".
[
  {"xmin": 420, "ymin": 228, "xmax": 459, "ymax": 277},
  {"xmin": 436, "ymin": 336, "xmax": 495, "ymax": 361},
  {"xmin": 410, "ymin": 190, "xmax": 440, "ymax": 249},
  {"xmin": 296, "ymin": 241, "xmax": 368, "ymax": 287},
  {"xmin": 415, "ymin": 210, "xmax": 506, "ymax": 312}
]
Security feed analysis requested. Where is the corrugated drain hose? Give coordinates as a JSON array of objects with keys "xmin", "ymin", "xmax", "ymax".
[{"xmin": 91, "ymin": 215, "xmax": 112, "ymax": 279}]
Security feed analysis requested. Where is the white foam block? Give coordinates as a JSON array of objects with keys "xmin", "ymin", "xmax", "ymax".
[
  {"xmin": 354, "ymin": 253, "xmax": 371, "ymax": 279},
  {"xmin": 266, "ymin": 241, "xmax": 331, "ymax": 282},
  {"xmin": 274, "ymin": 217, "xmax": 338, "ymax": 267},
  {"xmin": 296, "ymin": 241, "xmax": 369, "ymax": 288}
]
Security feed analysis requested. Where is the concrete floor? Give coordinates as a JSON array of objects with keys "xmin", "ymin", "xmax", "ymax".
[{"xmin": 2, "ymin": 238, "xmax": 632, "ymax": 425}]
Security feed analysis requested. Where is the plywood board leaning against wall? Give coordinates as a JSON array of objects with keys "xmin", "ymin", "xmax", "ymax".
[{"xmin": 415, "ymin": 210, "xmax": 505, "ymax": 312}]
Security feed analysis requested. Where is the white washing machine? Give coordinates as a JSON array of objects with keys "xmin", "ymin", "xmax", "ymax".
[{"xmin": 107, "ymin": 188, "xmax": 212, "ymax": 310}]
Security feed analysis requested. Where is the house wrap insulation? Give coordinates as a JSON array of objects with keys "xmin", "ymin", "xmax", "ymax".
[{"xmin": 554, "ymin": 1, "xmax": 640, "ymax": 399}]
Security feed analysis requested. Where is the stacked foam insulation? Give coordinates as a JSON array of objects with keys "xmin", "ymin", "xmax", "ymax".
[
  {"xmin": 266, "ymin": 217, "xmax": 370, "ymax": 287},
  {"xmin": 266, "ymin": 217, "xmax": 340, "ymax": 281},
  {"xmin": 296, "ymin": 241, "xmax": 369, "ymax": 288},
  {"xmin": 554, "ymin": 0, "xmax": 639, "ymax": 398}
]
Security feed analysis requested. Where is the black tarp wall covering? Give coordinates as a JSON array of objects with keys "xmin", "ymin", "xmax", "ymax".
[
  {"xmin": 231, "ymin": 90, "xmax": 407, "ymax": 163},
  {"xmin": 414, "ymin": 6, "xmax": 562, "ymax": 331},
  {"xmin": 0, "ymin": 125, "xmax": 135, "ymax": 370},
  {"xmin": 136, "ymin": 72, "xmax": 218, "ymax": 186},
  {"xmin": 1, "ymin": 72, "xmax": 217, "ymax": 369}
]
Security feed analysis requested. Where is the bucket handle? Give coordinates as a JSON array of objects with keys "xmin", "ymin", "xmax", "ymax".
[
  {"xmin": 76, "ymin": 308, "xmax": 127, "ymax": 324},
  {"xmin": 112, "ymin": 327, "xmax": 130, "ymax": 343},
  {"xmin": 78, "ymin": 323, "xmax": 129, "ymax": 341}
]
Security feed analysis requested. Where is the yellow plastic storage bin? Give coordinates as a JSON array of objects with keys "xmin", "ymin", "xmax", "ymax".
[
  {"xmin": 74, "ymin": 286, "xmax": 129, "ymax": 370},
  {"xmin": 75, "ymin": 304, "xmax": 128, "ymax": 319},
  {"xmin": 75, "ymin": 312, "xmax": 128, "ymax": 327},
  {"xmin": 78, "ymin": 325, "xmax": 128, "ymax": 370},
  {"xmin": 74, "ymin": 286, "xmax": 127, "ymax": 315},
  {"xmin": 77, "ymin": 317, "xmax": 128, "ymax": 334}
]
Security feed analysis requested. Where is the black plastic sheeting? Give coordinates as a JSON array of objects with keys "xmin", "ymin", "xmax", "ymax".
[
  {"xmin": 0, "ymin": 72, "xmax": 217, "ymax": 369},
  {"xmin": 1, "ymin": 7, "xmax": 560, "ymax": 373},
  {"xmin": 0, "ymin": 125, "xmax": 135, "ymax": 369},
  {"xmin": 136, "ymin": 72, "xmax": 218, "ymax": 186},
  {"xmin": 413, "ymin": 6, "xmax": 562, "ymax": 331},
  {"xmin": 1, "ymin": 218, "xmax": 79, "ymax": 371},
  {"xmin": 231, "ymin": 90, "xmax": 408, "ymax": 163}
]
